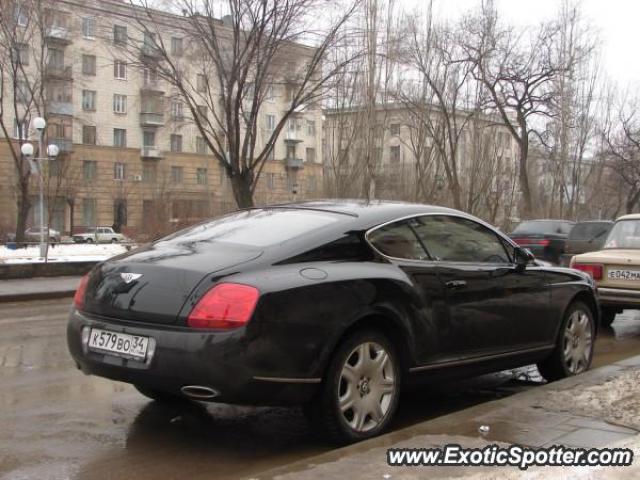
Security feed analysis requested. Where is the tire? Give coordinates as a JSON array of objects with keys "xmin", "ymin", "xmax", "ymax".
[
  {"xmin": 86, "ymin": 238, "xmax": 94, "ymax": 243},
  {"xmin": 305, "ymin": 329, "xmax": 401, "ymax": 445},
  {"xmin": 600, "ymin": 307, "xmax": 618, "ymax": 328},
  {"xmin": 134, "ymin": 384, "xmax": 185, "ymax": 403},
  {"xmin": 537, "ymin": 301, "xmax": 595, "ymax": 382},
  {"xmin": 111, "ymin": 238, "xmax": 118, "ymax": 243}
]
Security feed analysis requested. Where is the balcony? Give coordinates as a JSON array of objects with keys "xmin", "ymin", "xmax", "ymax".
[
  {"xmin": 47, "ymin": 100, "xmax": 73, "ymax": 116},
  {"xmin": 140, "ymin": 112, "xmax": 165, "ymax": 127},
  {"xmin": 284, "ymin": 130, "xmax": 302, "ymax": 143},
  {"xmin": 141, "ymin": 146, "xmax": 163, "ymax": 159},
  {"xmin": 45, "ymin": 27, "xmax": 72, "ymax": 46},
  {"xmin": 45, "ymin": 65, "xmax": 73, "ymax": 80},
  {"xmin": 285, "ymin": 157, "xmax": 304, "ymax": 169},
  {"xmin": 50, "ymin": 138, "xmax": 73, "ymax": 153},
  {"xmin": 140, "ymin": 82, "xmax": 164, "ymax": 95}
]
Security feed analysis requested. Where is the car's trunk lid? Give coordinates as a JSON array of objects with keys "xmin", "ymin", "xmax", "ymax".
[{"xmin": 83, "ymin": 241, "xmax": 263, "ymax": 324}]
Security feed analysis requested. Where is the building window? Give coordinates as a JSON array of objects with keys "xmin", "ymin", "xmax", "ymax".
[
  {"xmin": 171, "ymin": 37, "xmax": 183, "ymax": 56},
  {"xmin": 113, "ymin": 199, "xmax": 127, "ymax": 226},
  {"xmin": 48, "ymin": 48, "xmax": 64, "ymax": 69},
  {"xmin": 266, "ymin": 173, "xmax": 276, "ymax": 190},
  {"xmin": 82, "ymin": 126, "xmax": 96, "ymax": 145},
  {"xmin": 82, "ymin": 55, "xmax": 96, "ymax": 76},
  {"xmin": 83, "ymin": 160, "xmax": 97, "ymax": 182},
  {"xmin": 82, "ymin": 198, "xmax": 97, "ymax": 226},
  {"xmin": 114, "ymin": 162, "xmax": 126, "ymax": 180},
  {"xmin": 171, "ymin": 166, "xmax": 183, "ymax": 183},
  {"xmin": 196, "ymin": 137, "xmax": 207, "ymax": 155},
  {"xmin": 196, "ymin": 74, "xmax": 207, "ymax": 92},
  {"xmin": 390, "ymin": 145, "xmax": 401, "ymax": 162},
  {"xmin": 196, "ymin": 105, "xmax": 208, "ymax": 121},
  {"xmin": 82, "ymin": 90, "xmax": 96, "ymax": 111},
  {"xmin": 16, "ymin": 81, "xmax": 29, "ymax": 104},
  {"xmin": 390, "ymin": 123, "xmax": 400, "ymax": 136},
  {"xmin": 143, "ymin": 130, "xmax": 155, "ymax": 147},
  {"xmin": 49, "ymin": 158, "xmax": 63, "ymax": 176},
  {"xmin": 266, "ymin": 114, "xmax": 276, "ymax": 132},
  {"xmin": 114, "ymin": 60, "xmax": 126, "ymax": 80},
  {"xmin": 170, "ymin": 134, "xmax": 183, "ymax": 153},
  {"xmin": 113, "ymin": 25, "xmax": 127, "ymax": 45},
  {"xmin": 113, "ymin": 94, "xmax": 127, "ymax": 114},
  {"xmin": 307, "ymin": 175, "xmax": 317, "ymax": 192},
  {"xmin": 306, "ymin": 119, "xmax": 316, "ymax": 136},
  {"xmin": 306, "ymin": 147, "xmax": 316, "ymax": 163},
  {"xmin": 197, "ymin": 167, "xmax": 208, "ymax": 185},
  {"xmin": 171, "ymin": 101, "xmax": 184, "ymax": 121},
  {"xmin": 266, "ymin": 84, "xmax": 275, "ymax": 102},
  {"xmin": 14, "ymin": 119, "xmax": 28, "ymax": 140},
  {"xmin": 15, "ymin": 5, "xmax": 28, "ymax": 27},
  {"xmin": 142, "ymin": 162, "xmax": 157, "ymax": 183},
  {"xmin": 113, "ymin": 128, "xmax": 127, "ymax": 147},
  {"xmin": 82, "ymin": 17, "xmax": 96, "ymax": 39},
  {"xmin": 16, "ymin": 43, "xmax": 29, "ymax": 65},
  {"xmin": 218, "ymin": 165, "xmax": 226, "ymax": 185},
  {"xmin": 143, "ymin": 67, "xmax": 158, "ymax": 86}
]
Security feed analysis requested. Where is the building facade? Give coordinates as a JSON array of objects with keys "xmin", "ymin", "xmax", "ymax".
[{"xmin": 0, "ymin": 0, "xmax": 323, "ymax": 238}]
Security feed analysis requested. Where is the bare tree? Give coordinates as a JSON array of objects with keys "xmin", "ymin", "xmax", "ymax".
[
  {"xmin": 0, "ymin": 0, "xmax": 50, "ymax": 242},
  {"xmin": 460, "ymin": 2, "xmax": 564, "ymax": 219},
  {"xmin": 124, "ymin": 0, "xmax": 359, "ymax": 208}
]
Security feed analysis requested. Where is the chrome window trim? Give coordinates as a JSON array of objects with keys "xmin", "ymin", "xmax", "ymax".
[{"xmin": 365, "ymin": 212, "xmax": 517, "ymax": 265}]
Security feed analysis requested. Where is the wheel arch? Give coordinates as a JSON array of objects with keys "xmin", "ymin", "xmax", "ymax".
[{"xmin": 568, "ymin": 289, "xmax": 600, "ymax": 335}]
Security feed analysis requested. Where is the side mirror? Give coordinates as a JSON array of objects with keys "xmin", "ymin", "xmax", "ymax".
[{"xmin": 515, "ymin": 247, "xmax": 535, "ymax": 272}]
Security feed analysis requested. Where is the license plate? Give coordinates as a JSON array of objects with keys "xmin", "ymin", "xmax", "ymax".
[
  {"xmin": 88, "ymin": 328, "xmax": 149, "ymax": 360},
  {"xmin": 607, "ymin": 269, "xmax": 640, "ymax": 281}
]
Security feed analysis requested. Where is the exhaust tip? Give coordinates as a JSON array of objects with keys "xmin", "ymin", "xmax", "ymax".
[{"xmin": 180, "ymin": 385, "xmax": 219, "ymax": 400}]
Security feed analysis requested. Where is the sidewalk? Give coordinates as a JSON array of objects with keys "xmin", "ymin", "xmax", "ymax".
[
  {"xmin": 260, "ymin": 355, "xmax": 640, "ymax": 479},
  {"xmin": 0, "ymin": 275, "xmax": 81, "ymax": 302}
]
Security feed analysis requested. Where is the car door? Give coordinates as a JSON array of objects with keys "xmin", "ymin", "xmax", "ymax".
[
  {"xmin": 411, "ymin": 215, "xmax": 549, "ymax": 357},
  {"xmin": 367, "ymin": 220, "xmax": 449, "ymax": 365}
]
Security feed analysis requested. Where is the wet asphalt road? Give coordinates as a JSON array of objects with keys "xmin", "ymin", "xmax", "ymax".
[{"xmin": 1, "ymin": 299, "xmax": 640, "ymax": 480}]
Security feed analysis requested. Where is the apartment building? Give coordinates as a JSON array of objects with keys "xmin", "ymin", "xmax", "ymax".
[
  {"xmin": 323, "ymin": 103, "xmax": 520, "ymax": 225},
  {"xmin": 0, "ymin": 0, "xmax": 323, "ymax": 238}
]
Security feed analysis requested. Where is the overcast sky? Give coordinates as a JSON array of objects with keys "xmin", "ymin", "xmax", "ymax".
[{"xmin": 401, "ymin": 0, "xmax": 640, "ymax": 86}]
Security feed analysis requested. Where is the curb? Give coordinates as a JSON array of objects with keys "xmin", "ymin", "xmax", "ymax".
[{"xmin": 0, "ymin": 289, "xmax": 75, "ymax": 303}]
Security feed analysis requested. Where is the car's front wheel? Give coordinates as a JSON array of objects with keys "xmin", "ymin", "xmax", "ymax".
[
  {"xmin": 537, "ymin": 301, "xmax": 595, "ymax": 382},
  {"xmin": 306, "ymin": 329, "xmax": 400, "ymax": 444}
]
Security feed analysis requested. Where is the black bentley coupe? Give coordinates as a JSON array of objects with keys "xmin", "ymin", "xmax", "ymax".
[{"xmin": 68, "ymin": 201, "xmax": 598, "ymax": 443}]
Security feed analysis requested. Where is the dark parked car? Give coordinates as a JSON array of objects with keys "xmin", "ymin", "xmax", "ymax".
[
  {"xmin": 561, "ymin": 220, "xmax": 614, "ymax": 266},
  {"xmin": 510, "ymin": 219, "xmax": 575, "ymax": 264},
  {"xmin": 68, "ymin": 201, "xmax": 598, "ymax": 444}
]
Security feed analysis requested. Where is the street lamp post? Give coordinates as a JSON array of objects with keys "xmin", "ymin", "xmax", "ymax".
[{"xmin": 20, "ymin": 117, "xmax": 59, "ymax": 258}]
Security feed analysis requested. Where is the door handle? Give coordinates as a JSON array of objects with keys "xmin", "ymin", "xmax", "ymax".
[{"xmin": 445, "ymin": 280, "xmax": 467, "ymax": 289}]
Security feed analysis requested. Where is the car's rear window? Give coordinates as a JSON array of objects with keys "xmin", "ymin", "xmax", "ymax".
[
  {"xmin": 568, "ymin": 222, "xmax": 611, "ymax": 240},
  {"xmin": 159, "ymin": 209, "xmax": 341, "ymax": 247},
  {"xmin": 512, "ymin": 221, "xmax": 573, "ymax": 235}
]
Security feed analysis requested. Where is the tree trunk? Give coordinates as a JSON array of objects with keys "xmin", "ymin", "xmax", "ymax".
[
  {"xmin": 15, "ymin": 185, "xmax": 31, "ymax": 244},
  {"xmin": 517, "ymin": 131, "xmax": 533, "ymax": 219},
  {"xmin": 231, "ymin": 172, "xmax": 255, "ymax": 209},
  {"xmin": 67, "ymin": 199, "xmax": 75, "ymax": 235}
]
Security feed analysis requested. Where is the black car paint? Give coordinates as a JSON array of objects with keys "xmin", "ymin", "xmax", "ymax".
[{"xmin": 67, "ymin": 201, "xmax": 598, "ymax": 406}]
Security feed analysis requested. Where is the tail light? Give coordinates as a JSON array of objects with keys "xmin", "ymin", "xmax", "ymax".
[
  {"xmin": 513, "ymin": 238, "xmax": 550, "ymax": 247},
  {"xmin": 74, "ymin": 273, "xmax": 90, "ymax": 310},
  {"xmin": 187, "ymin": 283, "xmax": 260, "ymax": 329},
  {"xmin": 572, "ymin": 263, "xmax": 603, "ymax": 280}
]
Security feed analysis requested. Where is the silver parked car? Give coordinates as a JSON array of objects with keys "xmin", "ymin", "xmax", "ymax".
[{"xmin": 72, "ymin": 227, "xmax": 126, "ymax": 244}]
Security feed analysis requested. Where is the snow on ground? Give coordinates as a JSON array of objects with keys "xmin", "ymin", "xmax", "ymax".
[{"xmin": 0, "ymin": 243, "xmax": 132, "ymax": 264}]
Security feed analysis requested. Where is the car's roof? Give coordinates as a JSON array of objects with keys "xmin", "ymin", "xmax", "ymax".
[
  {"xmin": 265, "ymin": 199, "xmax": 462, "ymax": 225},
  {"xmin": 519, "ymin": 219, "xmax": 575, "ymax": 223},
  {"xmin": 574, "ymin": 220, "xmax": 613, "ymax": 224},
  {"xmin": 616, "ymin": 213, "xmax": 640, "ymax": 221}
]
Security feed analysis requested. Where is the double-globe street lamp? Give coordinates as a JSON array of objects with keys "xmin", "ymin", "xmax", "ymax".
[{"xmin": 20, "ymin": 117, "xmax": 60, "ymax": 258}]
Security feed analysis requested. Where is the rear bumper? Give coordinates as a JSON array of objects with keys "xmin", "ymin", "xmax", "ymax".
[
  {"xmin": 66, "ymin": 310, "xmax": 320, "ymax": 405},
  {"xmin": 597, "ymin": 287, "xmax": 640, "ymax": 308}
]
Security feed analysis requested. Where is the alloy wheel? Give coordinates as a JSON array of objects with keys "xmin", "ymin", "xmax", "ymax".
[
  {"xmin": 338, "ymin": 341, "xmax": 396, "ymax": 433},
  {"xmin": 563, "ymin": 309, "xmax": 593, "ymax": 374}
]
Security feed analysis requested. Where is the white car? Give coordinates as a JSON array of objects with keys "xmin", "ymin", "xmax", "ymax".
[{"xmin": 72, "ymin": 227, "xmax": 126, "ymax": 244}]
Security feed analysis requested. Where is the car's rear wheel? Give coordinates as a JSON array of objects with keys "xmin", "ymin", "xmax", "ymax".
[
  {"xmin": 111, "ymin": 238, "xmax": 118, "ymax": 243},
  {"xmin": 537, "ymin": 301, "xmax": 594, "ymax": 382},
  {"xmin": 305, "ymin": 329, "xmax": 400, "ymax": 444},
  {"xmin": 134, "ymin": 384, "xmax": 185, "ymax": 403},
  {"xmin": 86, "ymin": 238, "xmax": 94, "ymax": 243},
  {"xmin": 600, "ymin": 307, "xmax": 619, "ymax": 327}
]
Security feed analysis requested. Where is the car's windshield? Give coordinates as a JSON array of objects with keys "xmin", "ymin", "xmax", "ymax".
[
  {"xmin": 159, "ymin": 208, "xmax": 341, "ymax": 248},
  {"xmin": 512, "ymin": 220, "xmax": 573, "ymax": 235},
  {"xmin": 568, "ymin": 222, "xmax": 611, "ymax": 240},
  {"xmin": 604, "ymin": 220, "xmax": 640, "ymax": 249}
]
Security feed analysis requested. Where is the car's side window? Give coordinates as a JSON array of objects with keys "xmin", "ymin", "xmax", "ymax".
[
  {"xmin": 368, "ymin": 221, "xmax": 428, "ymax": 260},
  {"xmin": 411, "ymin": 215, "xmax": 510, "ymax": 264}
]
